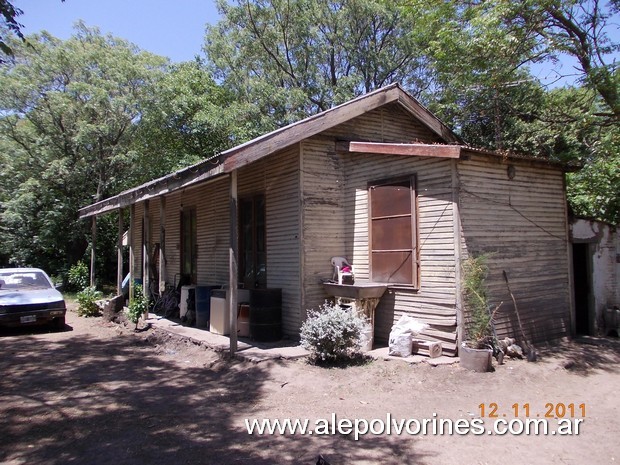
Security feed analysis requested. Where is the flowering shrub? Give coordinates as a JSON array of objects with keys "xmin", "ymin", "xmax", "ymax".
[
  {"xmin": 76, "ymin": 286, "xmax": 102, "ymax": 317},
  {"xmin": 127, "ymin": 284, "xmax": 148, "ymax": 329},
  {"xmin": 67, "ymin": 261, "xmax": 89, "ymax": 292},
  {"xmin": 300, "ymin": 301, "xmax": 367, "ymax": 362}
]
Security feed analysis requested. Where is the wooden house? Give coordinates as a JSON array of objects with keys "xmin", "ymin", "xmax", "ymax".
[{"xmin": 79, "ymin": 84, "xmax": 574, "ymax": 356}]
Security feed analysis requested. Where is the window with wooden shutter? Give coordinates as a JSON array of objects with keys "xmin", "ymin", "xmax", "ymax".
[
  {"xmin": 369, "ymin": 176, "xmax": 419, "ymax": 287},
  {"xmin": 239, "ymin": 195, "xmax": 266, "ymax": 289},
  {"xmin": 180, "ymin": 207, "xmax": 197, "ymax": 284}
]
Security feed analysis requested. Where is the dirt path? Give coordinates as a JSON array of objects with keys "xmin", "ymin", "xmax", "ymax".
[{"xmin": 1, "ymin": 306, "xmax": 619, "ymax": 465}]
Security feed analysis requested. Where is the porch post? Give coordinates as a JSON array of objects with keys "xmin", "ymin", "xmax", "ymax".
[
  {"xmin": 143, "ymin": 200, "xmax": 150, "ymax": 316},
  {"xmin": 159, "ymin": 196, "xmax": 166, "ymax": 296},
  {"xmin": 229, "ymin": 170, "xmax": 238, "ymax": 356},
  {"xmin": 452, "ymin": 159, "xmax": 464, "ymax": 347},
  {"xmin": 90, "ymin": 216, "xmax": 97, "ymax": 287},
  {"xmin": 129, "ymin": 204, "xmax": 135, "ymax": 302},
  {"xmin": 117, "ymin": 209, "xmax": 124, "ymax": 296}
]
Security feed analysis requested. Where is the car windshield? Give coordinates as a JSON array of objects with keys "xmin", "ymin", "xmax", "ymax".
[{"xmin": 0, "ymin": 271, "xmax": 52, "ymax": 290}]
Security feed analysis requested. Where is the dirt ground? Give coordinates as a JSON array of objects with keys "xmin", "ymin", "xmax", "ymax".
[{"xmin": 1, "ymin": 304, "xmax": 619, "ymax": 465}]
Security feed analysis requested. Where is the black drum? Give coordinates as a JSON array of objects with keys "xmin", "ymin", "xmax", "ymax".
[{"xmin": 249, "ymin": 289, "xmax": 282, "ymax": 342}]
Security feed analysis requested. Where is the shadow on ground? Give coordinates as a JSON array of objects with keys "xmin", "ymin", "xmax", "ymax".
[
  {"xmin": 0, "ymin": 324, "xmax": 431, "ymax": 465},
  {"xmin": 536, "ymin": 336, "xmax": 620, "ymax": 375}
]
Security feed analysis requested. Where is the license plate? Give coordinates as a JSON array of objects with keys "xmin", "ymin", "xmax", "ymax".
[{"xmin": 20, "ymin": 315, "xmax": 36, "ymax": 324}]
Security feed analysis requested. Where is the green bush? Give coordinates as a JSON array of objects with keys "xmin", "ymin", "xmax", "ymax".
[
  {"xmin": 462, "ymin": 254, "xmax": 493, "ymax": 347},
  {"xmin": 126, "ymin": 284, "xmax": 148, "ymax": 329},
  {"xmin": 67, "ymin": 261, "xmax": 89, "ymax": 292},
  {"xmin": 300, "ymin": 301, "xmax": 366, "ymax": 362},
  {"xmin": 76, "ymin": 286, "xmax": 103, "ymax": 317}
]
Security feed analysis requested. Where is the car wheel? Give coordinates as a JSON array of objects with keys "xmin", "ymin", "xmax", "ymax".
[{"xmin": 52, "ymin": 316, "xmax": 66, "ymax": 331}]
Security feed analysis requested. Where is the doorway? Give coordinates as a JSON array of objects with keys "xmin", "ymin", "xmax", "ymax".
[{"xmin": 572, "ymin": 243, "xmax": 592, "ymax": 335}]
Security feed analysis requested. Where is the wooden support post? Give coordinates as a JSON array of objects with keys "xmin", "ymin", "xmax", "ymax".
[
  {"xmin": 452, "ymin": 159, "xmax": 464, "ymax": 348},
  {"xmin": 143, "ymin": 200, "xmax": 150, "ymax": 319},
  {"xmin": 117, "ymin": 209, "xmax": 124, "ymax": 296},
  {"xmin": 229, "ymin": 170, "xmax": 238, "ymax": 356},
  {"xmin": 90, "ymin": 216, "xmax": 97, "ymax": 287},
  {"xmin": 129, "ymin": 204, "xmax": 135, "ymax": 302},
  {"xmin": 159, "ymin": 197, "xmax": 166, "ymax": 296}
]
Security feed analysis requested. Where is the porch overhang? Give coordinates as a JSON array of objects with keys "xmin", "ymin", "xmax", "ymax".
[{"xmin": 79, "ymin": 164, "xmax": 227, "ymax": 219}]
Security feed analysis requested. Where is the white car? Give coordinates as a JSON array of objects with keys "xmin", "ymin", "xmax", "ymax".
[{"xmin": 0, "ymin": 268, "xmax": 66, "ymax": 330}]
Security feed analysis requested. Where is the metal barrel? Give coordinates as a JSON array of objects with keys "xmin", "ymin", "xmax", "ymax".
[{"xmin": 249, "ymin": 289, "xmax": 282, "ymax": 342}]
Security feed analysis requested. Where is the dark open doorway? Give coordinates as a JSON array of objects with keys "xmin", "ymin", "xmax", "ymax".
[{"xmin": 572, "ymin": 243, "xmax": 592, "ymax": 335}]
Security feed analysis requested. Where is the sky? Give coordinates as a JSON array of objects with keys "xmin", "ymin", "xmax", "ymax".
[
  {"xmin": 13, "ymin": 0, "xmax": 221, "ymax": 63},
  {"xmin": 11, "ymin": 1, "xmax": 620, "ymax": 87}
]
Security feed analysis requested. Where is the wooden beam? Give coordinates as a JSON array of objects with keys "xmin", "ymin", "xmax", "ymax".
[
  {"xmin": 117, "ymin": 209, "xmax": 123, "ymax": 296},
  {"xmin": 143, "ymin": 200, "xmax": 150, "ymax": 310},
  {"xmin": 336, "ymin": 141, "xmax": 461, "ymax": 158},
  {"xmin": 229, "ymin": 171, "xmax": 238, "ymax": 356},
  {"xmin": 129, "ymin": 204, "xmax": 135, "ymax": 302},
  {"xmin": 159, "ymin": 197, "xmax": 166, "ymax": 296},
  {"xmin": 451, "ymin": 159, "xmax": 464, "ymax": 349},
  {"xmin": 78, "ymin": 165, "xmax": 226, "ymax": 219},
  {"xmin": 90, "ymin": 216, "xmax": 97, "ymax": 287}
]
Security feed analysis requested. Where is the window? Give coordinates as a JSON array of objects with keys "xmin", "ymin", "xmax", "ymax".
[
  {"xmin": 181, "ymin": 207, "xmax": 197, "ymax": 283},
  {"xmin": 369, "ymin": 176, "xmax": 419, "ymax": 287},
  {"xmin": 239, "ymin": 195, "xmax": 266, "ymax": 289}
]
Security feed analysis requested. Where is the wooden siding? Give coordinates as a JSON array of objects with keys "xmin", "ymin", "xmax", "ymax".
[
  {"xmin": 131, "ymin": 202, "xmax": 144, "ymax": 281},
  {"xmin": 238, "ymin": 146, "xmax": 301, "ymax": 336},
  {"xmin": 344, "ymin": 153, "xmax": 458, "ymax": 355},
  {"xmin": 131, "ymin": 179, "xmax": 231, "ymax": 289},
  {"xmin": 322, "ymin": 104, "xmax": 443, "ymax": 144},
  {"xmin": 457, "ymin": 155, "xmax": 571, "ymax": 343},
  {"xmin": 300, "ymin": 138, "xmax": 346, "ymax": 318},
  {"xmin": 195, "ymin": 178, "xmax": 230, "ymax": 286},
  {"xmin": 148, "ymin": 197, "xmax": 161, "ymax": 291},
  {"xmin": 301, "ymin": 130, "xmax": 459, "ymax": 354},
  {"xmin": 163, "ymin": 191, "xmax": 182, "ymax": 285}
]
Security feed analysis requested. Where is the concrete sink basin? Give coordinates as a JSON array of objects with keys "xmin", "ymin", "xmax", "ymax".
[{"xmin": 322, "ymin": 282, "xmax": 388, "ymax": 300}]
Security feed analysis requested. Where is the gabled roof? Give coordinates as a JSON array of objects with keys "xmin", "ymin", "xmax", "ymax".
[{"xmin": 78, "ymin": 83, "xmax": 462, "ymax": 218}]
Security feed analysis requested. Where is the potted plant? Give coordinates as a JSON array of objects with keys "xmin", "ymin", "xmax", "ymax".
[{"xmin": 460, "ymin": 254, "xmax": 498, "ymax": 372}]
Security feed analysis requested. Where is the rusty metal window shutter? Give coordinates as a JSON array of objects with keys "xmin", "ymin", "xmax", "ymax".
[{"xmin": 369, "ymin": 176, "xmax": 419, "ymax": 287}]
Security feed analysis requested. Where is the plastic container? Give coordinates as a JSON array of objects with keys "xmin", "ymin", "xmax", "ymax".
[
  {"xmin": 210, "ymin": 289, "xmax": 229, "ymax": 335},
  {"xmin": 195, "ymin": 285, "xmax": 220, "ymax": 328}
]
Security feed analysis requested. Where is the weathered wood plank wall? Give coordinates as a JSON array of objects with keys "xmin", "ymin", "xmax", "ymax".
[
  {"xmin": 163, "ymin": 191, "xmax": 182, "ymax": 286},
  {"xmin": 194, "ymin": 178, "xmax": 230, "ymax": 286},
  {"xmin": 132, "ymin": 202, "xmax": 144, "ymax": 282},
  {"xmin": 343, "ymin": 153, "xmax": 458, "ymax": 354},
  {"xmin": 457, "ymin": 154, "xmax": 571, "ymax": 343},
  {"xmin": 300, "ymin": 137, "xmax": 346, "ymax": 318},
  {"xmin": 238, "ymin": 146, "xmax": 302, "ymax": 336},
  {"xmin": 301, "ymin": 105, "xmax": 459, "ymax": 355}
]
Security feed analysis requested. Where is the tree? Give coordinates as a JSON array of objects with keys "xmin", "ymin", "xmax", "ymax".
[
  {"xmin": 136, "ymin": 60, "xmax": 266, "ymax": 175},
  {"xmin": 1, "ymin": 0, "xmax": 65, "ymax": 62},
  {"xmin": 408, "ymin": 0, "xmax": 618, "ymax": 120},
  {"xmin": 0, "ymin": 24, "xmax": 168, "ymax": 273},
  {"xmin": 505, "ymin": 0, "xmax": 619, "ymax": 119},
  {"xmin": 204, "ymin": 0, "xmax": 432, "ymax": 124},
  {"xmin": 403, "ymin": 0, "xmax": 619, "ymax": 223},
  {"xmin": 0, "ymin": 0, "xmax": 24, "ymax": 60}
]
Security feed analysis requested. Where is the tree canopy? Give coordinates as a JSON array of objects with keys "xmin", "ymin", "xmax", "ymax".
[
  {"xmin": 204, "ymin": 0, "xmax": 433, "ymax": 124},
  {"xmin": 0, "ymin": 24, "xmax": 169, "ymax": 273}
]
